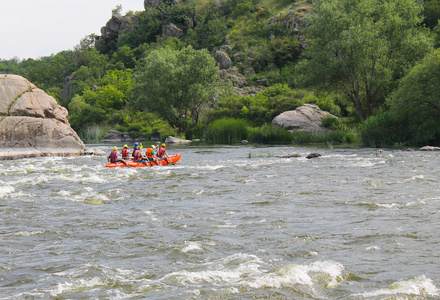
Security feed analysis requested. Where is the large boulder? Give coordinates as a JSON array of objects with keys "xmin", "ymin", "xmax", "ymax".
[
  {"xmin": 165, "ymin": 136, "xmax": 192, "ymax": 144},
  {"xmin": 0, "ymin": 74, "xmax": 84, "ymax": 159},
  {"xmin": 271, "ymin": 104, "xmax": 337, "ymax": 133}
]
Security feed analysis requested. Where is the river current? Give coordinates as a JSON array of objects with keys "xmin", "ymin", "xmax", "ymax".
[{"xmin": 1, "ymin": 144, "xmax": 439, "ymax": 299}]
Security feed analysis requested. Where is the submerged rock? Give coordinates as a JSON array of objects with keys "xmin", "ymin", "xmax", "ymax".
[
  {"xmin": 306, "ymin": 153, "xmax": 322, "ymax": 159},
  {"xmin": 419, "ymin": 146, "xmax": 440, "ymax": 151},
  {"xmin": 0, "ymin": 74, "xmax": 84, "ymax": 160},
  {"xmin": 276, "ymin": 153, "xmax": 301, "ymax": 158}
]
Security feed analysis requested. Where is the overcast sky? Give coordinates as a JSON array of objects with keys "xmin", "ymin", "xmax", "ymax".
[{"xmin": 0, "ymin": 0, "xmax": 145, "ymax": 60}]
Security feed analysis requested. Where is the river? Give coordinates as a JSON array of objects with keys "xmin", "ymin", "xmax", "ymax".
[{"xmin": 1, "ymin": 144, "xmax": 439, "ymax": 299}]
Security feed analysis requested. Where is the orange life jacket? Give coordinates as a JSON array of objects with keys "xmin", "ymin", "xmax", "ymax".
[{"xmin": 146, "ymin": 148, "xmax": 154, "ymax": 158}]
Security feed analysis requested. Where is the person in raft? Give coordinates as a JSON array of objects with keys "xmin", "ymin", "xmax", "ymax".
[
  {"xmin": 145, "ymin": 145, "xmax": 161, "ymax": 165},
  {"xmin": 131, "ymin": 142, "xmax": 140, "ymax": 158},
  {"xmin": 108, "ymin": 147, "xmax": 121, "ymax": 163},
  {"xmin": 156, "ymin": 143, "xmax": 173, "ymax": 165},
  {"xmin": 120, "ymin": 144, "xmax": 131, "ymax": 160},
  {"xmin": 132, "ymin": 145, "xmax": 145, "ymax": 163}
]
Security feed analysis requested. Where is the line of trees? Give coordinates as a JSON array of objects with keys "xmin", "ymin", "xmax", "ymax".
[{"xmin": 1, "ymin": 0, "xmax": 440, "ymax": 146}]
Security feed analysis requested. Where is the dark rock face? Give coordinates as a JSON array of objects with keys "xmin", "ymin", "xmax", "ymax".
[
  {"xmin": 0, "ymin": 74, "xmax": 84, "ymax": 159},
  {"xmin": 306, "ymin": 153, "xmax": 322, "ymax": 159},
  {"xmin": 98, "ymin": 15, "xmax": 134, "ymax": 50}
]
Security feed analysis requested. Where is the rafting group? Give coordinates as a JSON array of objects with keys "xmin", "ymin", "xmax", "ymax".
[{"xmin": 106, "ymin": 142, "xmax": 181, "ymax": 168}]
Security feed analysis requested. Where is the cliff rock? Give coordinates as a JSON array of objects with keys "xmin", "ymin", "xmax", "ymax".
[
  {"xmin": 162, "ymin": 23, "xmax": 183, "ymax": 38},
  {"xmin": 215, "ymin": 50, "xmax": 232, "ymax": 70},
  {"xmin": 0, "ymin": 74, "xmax": 84, "ymax": 159}
]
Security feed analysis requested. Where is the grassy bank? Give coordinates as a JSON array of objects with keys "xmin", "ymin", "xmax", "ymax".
[{"xmin": 203, "ymin": 118, "xmax": 361, "ymax": 146}]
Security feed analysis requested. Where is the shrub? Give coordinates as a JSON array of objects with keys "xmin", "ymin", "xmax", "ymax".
[
  {"xmin": 358, "ymin": 111, "xmax": 406, "ymax": 147},
  {"xmin": 321, "ymin": 117, "xmax": 341, "ymax": 129},
  {"xmin": 205, "ymin": 118, "xmax": 249, "ymax": 144},
  {"xmin": 248, "ymin": 124, "xmax": 293, "ymax": 144}
]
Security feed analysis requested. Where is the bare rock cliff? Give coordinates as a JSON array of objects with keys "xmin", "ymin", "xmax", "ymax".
[{"xmin": 0, "ymin": 74, "xmax": 85, "ymax": 159}]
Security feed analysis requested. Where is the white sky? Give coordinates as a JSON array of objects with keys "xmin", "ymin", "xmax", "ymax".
[{"xmin": 0, "ymin": 0, "xmax": 145, "ymax": 60}]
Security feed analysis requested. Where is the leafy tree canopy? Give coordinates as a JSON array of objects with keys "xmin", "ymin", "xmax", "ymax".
[
  {"xmin": 390, "ymin": 48, "xmax": 440, "ymax": 143},
  {"xmin": 130, "ymin": 45, "xmax": 219, "ymax": 130},
  {"xmin": 297, "ymin": 0, "xmax": 433, "ymax": 121}
]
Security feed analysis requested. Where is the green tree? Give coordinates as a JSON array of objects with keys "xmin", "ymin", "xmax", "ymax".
[
  {"xmin": 130, "ymin": 46, "xmax": 219, "ymax": 129},
  {"xmin": 423, "ymin": 0, "xmax": 440, "ymax": 29},
  {"xmin": 390, "ymin": 48, "xmax": 440, "ymax": 144},
  {"xmin": 297, "ymin": 0, "xmax": 433, "ymax": 121}
]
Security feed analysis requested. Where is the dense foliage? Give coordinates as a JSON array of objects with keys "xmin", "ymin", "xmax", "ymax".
[
  {"xmin": 297, "ymin": 0, "xmax": 433, "ymax": 122},
  {"xmin": 130, "ymin": 46, "xmax": 219, "ymax": 130},
  {"xmin": 1, "ymin": 0, "xmax": 440, "ymax": 146}
]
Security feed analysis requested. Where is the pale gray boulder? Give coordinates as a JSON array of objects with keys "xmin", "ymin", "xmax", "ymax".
[
  {"xmin": 165, "ymin": 136, "xmax": 192, "ymax": 144},
  {"xmin": 271, "ymin": 104, "xmax": 336, "ymax": 134}
]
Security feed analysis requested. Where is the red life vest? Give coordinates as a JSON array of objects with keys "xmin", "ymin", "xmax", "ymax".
[
  {"xmin": 122, "ymin": 148, "xmax": 129, "ymax": 159},
  {"xmin": 157, "ymin": 147, "xmax": 166, "ymax": 158},
  {"xmin": 133, "ymin": 149, "xmax": 143, "ymax": 161},
  {"xmin": 110, "ymin": 150, "xmax": 118, "ymax": 163}
]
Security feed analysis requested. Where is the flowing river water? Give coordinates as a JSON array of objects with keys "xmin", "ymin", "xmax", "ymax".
[{"xmin": 1, "ymin": 144, "xmax": 439, "ymax": 299}]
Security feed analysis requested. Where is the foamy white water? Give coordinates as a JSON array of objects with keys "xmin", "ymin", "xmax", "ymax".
[{"xmin": 0, "ymin": 145, "xmax": 439, "ymax": 299}]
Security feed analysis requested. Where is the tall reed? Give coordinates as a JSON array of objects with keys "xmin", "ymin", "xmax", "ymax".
[{"xmin": 205, "ymin": 118, "xmax": 249, "ymax": 144}]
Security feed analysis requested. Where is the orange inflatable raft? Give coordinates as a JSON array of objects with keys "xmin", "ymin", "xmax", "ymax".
[{"xmin": 105, "ymin": 154, "xmax": 181, "ymax": 168}]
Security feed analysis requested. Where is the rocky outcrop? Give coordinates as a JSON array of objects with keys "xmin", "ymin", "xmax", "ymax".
[
  {"xmin": 162, "ymin": 23, "xmax": 183, "ymax": 38},
  {"xmin": 98, "ymin": 15, "xmax": 134, "ymax": 50},
  {"xmin": 0, "ymin": 74, "xmax": 84, "ymax": 159},
  {"xmin": 271, "ymin": 104, "xmax": 337, "ymax": 133},
  {"xmin": 217, "ymin": 67, "xmax": 265, "ymax": 97},
  {"xmin": 101, "ymin": 130, "xmax": 146, "ymax": 143},
  {"xmin": 214, "ymin": 50, "xmax": 232, "ymax": 69}
]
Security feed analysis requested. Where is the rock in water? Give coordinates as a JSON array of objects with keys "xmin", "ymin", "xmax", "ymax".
[
  {"xmin": 306, "ymin": 153, "xmax": 322, "ymax": 159},
  {"xmin": 0, "ymin": 74, "xmax": 84, "ymax": 159}
]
